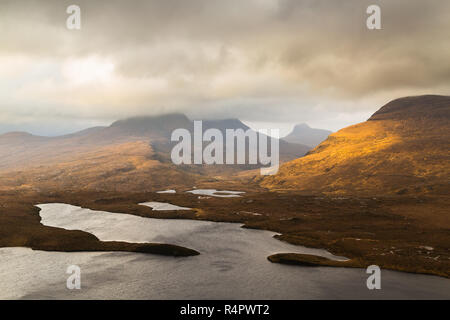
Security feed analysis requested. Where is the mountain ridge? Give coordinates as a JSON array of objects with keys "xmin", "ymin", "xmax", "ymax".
[{"xmin": 369, "ymin": 95, "xmax": 450, "ymax": 121}]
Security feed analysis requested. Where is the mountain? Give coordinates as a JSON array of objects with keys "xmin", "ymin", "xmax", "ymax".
[
  {"xmin": 0, "ymin": 113, "xmax": 309, "ymax": 192},
  {"xmin": 109, "ymin": 113, "xmax": 192, "ymax": 139},
  {"xmin": 283, "ymin": 123, "xmax": 332, "ymax": 148},
  {"xmin": 261, "ymin": 95, "xmax": 450, "ymax": 196},
  {"xmin": 149, "ymin": 116, "xmax": 311, "ymax": 166},
  {"xmin": 203, "ymin": 118, "xmax": 250, "ymax": 131}
]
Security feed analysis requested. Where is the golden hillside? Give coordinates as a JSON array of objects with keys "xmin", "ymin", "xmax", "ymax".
[
  {"xmin": 0, "ymin": 141, "xmax": 198, "ymax": 192},
  {"xmin": 261, "ymin": 95, "xmax": 450, "ymax": 196}
]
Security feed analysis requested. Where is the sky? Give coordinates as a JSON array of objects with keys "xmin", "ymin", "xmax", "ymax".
[{"xmin": 1, "ymin": 0, "xmax": 450, "ymax": 136}]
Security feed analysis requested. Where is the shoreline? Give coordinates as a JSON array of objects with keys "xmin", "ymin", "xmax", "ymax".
[
  {"xmin": 266, "ymin": 253, "xmax": 450, "ymax": 279},
  {"xmin": 0, "ymin": 188, "xmax": 448, "ymax": 279}
]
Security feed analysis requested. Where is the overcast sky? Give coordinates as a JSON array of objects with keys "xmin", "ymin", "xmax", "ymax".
[{"xmin": 1, "ymin": 0, "xmax": 450, "ymax": 136}]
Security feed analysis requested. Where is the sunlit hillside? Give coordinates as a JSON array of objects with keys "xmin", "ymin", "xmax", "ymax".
[{"xmin": 262, "ymin": 95, "xmax": 450, "ymax": 196}]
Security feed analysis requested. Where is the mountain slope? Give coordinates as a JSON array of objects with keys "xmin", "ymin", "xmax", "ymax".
[
  {"xmin": 0, "ymin": 114, "xmax": 199, "ymax": 192},
  {"xmin": 0, "ymin": 113, "xmax": 310, "ymax": 192},
  {"xmin": 283, "ymin": 123, "xmax": 332, "ymax": 148},
  {"xmin": 261, "ymin": 95, "xmax": 450, "ymax": 196}
]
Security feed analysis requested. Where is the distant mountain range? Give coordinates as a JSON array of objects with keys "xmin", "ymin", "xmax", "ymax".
[
  {"xmin": 283, "ymin": 123, "xmax": 332, "ymax": 148},
  {"xmin": 262, "ymin": 95, "xmax": 450, "ymax": 196},
  {"xmin": 0, "ymin": 114, "xmax": 310, "ymax": 192},
  {"xmin": 2, "ymin": 95, "xmax": 447, "ymax": 196}
]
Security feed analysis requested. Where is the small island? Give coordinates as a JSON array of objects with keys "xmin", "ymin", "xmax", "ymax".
[{"xmin": 268, "ymin": 253, "xmax": 357, "ymax": 268}]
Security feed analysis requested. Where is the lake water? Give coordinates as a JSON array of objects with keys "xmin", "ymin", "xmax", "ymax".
[
  {"xmin": 186, "ymin": 189, "xmax": 245, "ymax": 197},
  {"xmin": 156, "ymin": 190, "xmax": 177, "ymax": 194},
  {"xmin": 0, "ymin": 203, "xmax": 449, "ymax": 300},
  {"xmin": 139, "ymin": 201, "xmax": 191, "ymax": 211}
]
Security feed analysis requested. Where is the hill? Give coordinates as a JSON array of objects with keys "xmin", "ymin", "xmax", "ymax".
[{"xmin": 261, "ymin": 95, "xmax": 450, "ymax": 196}]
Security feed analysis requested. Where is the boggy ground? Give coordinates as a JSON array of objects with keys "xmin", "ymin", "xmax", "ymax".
[{"xmin": 0, "ymin": 185, "xmax": 449, "ymax": 278}]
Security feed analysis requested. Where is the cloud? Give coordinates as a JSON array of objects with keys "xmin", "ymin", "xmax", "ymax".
[{"xmin": 0, "ymin": 0, "xmax": 449, "ymax": 134}]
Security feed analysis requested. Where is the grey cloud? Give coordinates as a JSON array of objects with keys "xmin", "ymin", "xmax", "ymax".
[{"xmin": 0, "ymin": 0, "xmax": 449, "ymax": 134}]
